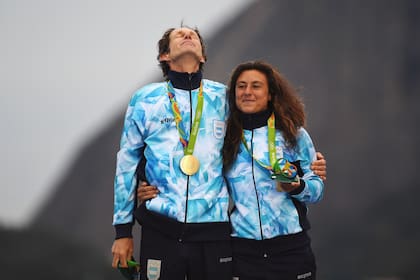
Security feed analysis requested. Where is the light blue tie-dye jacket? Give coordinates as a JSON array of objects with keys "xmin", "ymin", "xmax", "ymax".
[
  {"xmin": 113, "ymin": 79, "xmax": 229, "ymax": 226},
  {"xmin": 225, "ymin": 127, "xmax": 324, "ymax": 240}
]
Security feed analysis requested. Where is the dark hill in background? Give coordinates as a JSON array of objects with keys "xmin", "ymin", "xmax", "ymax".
[
  {"xmin": 0, "ymin": 226, "xmax": 119, "ymax": 280},
  {"xmin": 30, "ymin": 1, "xmax": 420, "ymax": 279}
]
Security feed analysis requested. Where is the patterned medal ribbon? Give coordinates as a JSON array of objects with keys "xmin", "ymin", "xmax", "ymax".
[
  {"xmin": 167, "ymin": 81, "xmax": 203, "ymax": 156},
  {"xmin": 167, "ymin": 82, "xmax": 204, "ymax": 175}
]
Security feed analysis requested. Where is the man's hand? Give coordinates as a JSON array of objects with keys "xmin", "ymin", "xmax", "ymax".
[
  {"xmin": 111, "ymin": 237, "xmax": 134, "ymax": 268},
  {"xmin": 311, "ymin": 152, "xmax": 327, "ymax": 181},
  {"xmin": 137, "ymin": 181, "xmax": 159, "ymax": 203}
]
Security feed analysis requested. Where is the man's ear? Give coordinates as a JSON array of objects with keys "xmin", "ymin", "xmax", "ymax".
[{"xmin": 159, "ymin": 53, "xmax": 170, "ymax": 62}]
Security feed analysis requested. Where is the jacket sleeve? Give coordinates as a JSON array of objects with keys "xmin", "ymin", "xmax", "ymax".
[
  {"xmin": 112, "ymin": 91, "xmax": 145, "ymax": 234},
  {"xmin": 289, "ymin": 128, "xmax": 324, "ymax": 203}
]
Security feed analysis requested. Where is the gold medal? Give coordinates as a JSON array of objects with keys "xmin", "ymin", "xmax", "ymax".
[{"xmin": 180, "ymin": 155, "xmax": 200, "ymax": 175}]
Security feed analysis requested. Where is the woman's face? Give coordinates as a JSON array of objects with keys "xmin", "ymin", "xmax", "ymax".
[{"xmin": 235, "ymin": 69, "xmax": 271, "ymax": 114}]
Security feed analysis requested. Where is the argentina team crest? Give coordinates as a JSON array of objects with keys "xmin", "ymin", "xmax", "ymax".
[{"xmin": 213, "ymin": 120, "xmax": 225, "ymax": 139}]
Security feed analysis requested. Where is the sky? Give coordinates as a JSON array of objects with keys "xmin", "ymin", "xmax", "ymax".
[{"xmin": 0, "ymin": 0, "xmax": 254, "ymax": 227}]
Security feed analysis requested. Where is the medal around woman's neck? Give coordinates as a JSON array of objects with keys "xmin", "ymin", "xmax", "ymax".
[
  {"xmin": 167, "ymin": 82, "xmax": 203, "ymax": 175},
  {"xmin": 241, "ymin": 113, "xmax": 299, "ymax": 186}
]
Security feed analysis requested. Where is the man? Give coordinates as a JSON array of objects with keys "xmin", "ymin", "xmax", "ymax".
[
  {"xmin": 112, "ymin": 26, "xmax": 327, "ymax": 280},
  {"xmin": 112, "ymin": 26, "xmax": 232, "ymax": 280}
]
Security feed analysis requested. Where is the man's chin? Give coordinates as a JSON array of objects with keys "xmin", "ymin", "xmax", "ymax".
[{"xmin": 174, "ymin": 51, "xmax": 203, "ymax": 62}]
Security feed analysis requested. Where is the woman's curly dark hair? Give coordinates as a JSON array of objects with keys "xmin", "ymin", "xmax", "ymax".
[{"xmin": 223, "ymin": 61, "xmax": 306, "ymax": 169}]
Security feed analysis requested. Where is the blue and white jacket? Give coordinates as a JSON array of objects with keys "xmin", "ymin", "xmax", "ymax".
[
  {"xmin": 113, "ymin": 71, "xmax": 230, "ymax": 238},
  {"xmin": 225, "ymin": 110, "xmax": 324, "ymax": 240}
]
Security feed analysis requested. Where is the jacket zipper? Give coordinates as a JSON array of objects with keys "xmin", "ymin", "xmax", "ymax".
[
  {"xmin": 183, "ymin": 74, "xmax": 193, "ymax": 224},
  {"xmin": 250, "ymin": 130, "xmax": 264, "ymax": 240}
]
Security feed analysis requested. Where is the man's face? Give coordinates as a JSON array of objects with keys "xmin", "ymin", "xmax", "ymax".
[{"xmin": 160, "ymin": 27, "xmax": 205, "ymax": 63}]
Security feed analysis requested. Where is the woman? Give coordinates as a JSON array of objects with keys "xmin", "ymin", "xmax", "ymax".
[{"xmin": 223, "ymin": 61, "xmax": 323, "ymax": 280}]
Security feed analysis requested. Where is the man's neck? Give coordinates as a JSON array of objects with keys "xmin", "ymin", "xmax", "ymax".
[{"xmin": 169, "ymin": 56, "xmax": 200, "ymax": 74}]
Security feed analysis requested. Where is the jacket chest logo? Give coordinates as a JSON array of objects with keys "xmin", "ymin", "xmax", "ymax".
[
  {"xmin": 213, "ymin": 120, "xmax": 225, "ymax": 139},
  {"xmin": 160, "ymin": 117, "xmax": 175, "ymax": 124}
]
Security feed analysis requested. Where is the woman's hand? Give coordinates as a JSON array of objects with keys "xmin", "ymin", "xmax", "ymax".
[
  {"xmin": 276, "ymin": 179, "xmax": 301, "ymax": 193},
  {"xmin": 137, "ymin": 181, "xmax": 159, "ymax": 203}
]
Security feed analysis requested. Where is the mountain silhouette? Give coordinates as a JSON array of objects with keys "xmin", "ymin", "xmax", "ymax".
[{"xmin": 31, "ymin": 0, "xmax": 420, "ymax": 279}]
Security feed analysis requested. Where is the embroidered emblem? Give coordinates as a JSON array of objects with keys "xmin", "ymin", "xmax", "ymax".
[
  {"xmin": 147, "ymin": 259, "xmax": 161, "ymax": 280},
  {"xmin": 213, "ymin": 120, "xmax": 225, "ymax": 139}
]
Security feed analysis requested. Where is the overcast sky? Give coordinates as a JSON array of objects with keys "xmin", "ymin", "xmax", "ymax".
[{"xmin": 0, "ymin": 0, "xmax": 254, "ymax": 227}]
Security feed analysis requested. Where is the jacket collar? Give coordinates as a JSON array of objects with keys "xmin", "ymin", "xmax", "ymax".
[
  {"xmin": 167, "ymin": 70, "xmax": 202, "ymax": 90},
  {"xmin": 241, "ymin": 108, "xmax": 273, "ymax": 130}
]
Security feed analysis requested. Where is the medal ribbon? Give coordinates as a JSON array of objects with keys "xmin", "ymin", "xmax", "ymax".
[
  {"xmin": 267, "ymin": 112, "xmax": 278, "ymax": 172},
  {"xmin": 241, "ymin": 113, "xmax": 278, "ymax": 172},
  {"xmin": 241, "ymin": 113, "xmax": 297, "ymax": 178},
  {"xmin": 167, "ymin": 81, "xmax": 204, "ymax": 155}
]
